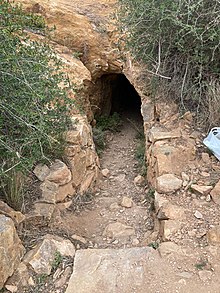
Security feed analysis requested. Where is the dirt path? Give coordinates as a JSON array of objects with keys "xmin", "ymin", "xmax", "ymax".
[{"xmin": 61, "ymin": 112, "xmax": 154, "ymax": 249}]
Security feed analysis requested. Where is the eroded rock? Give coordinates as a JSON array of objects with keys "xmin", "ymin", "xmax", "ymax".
[
  {"xmin": 156, "ymin": 174, "xmax": 182, "ymax": 193},
  {"xmin": 0, "ymin": 201, "xmax": 25, "ymax": 225},
  {"xmin": 120, "ymin": 196, "xmax": 133, "ymax": 208},
  {"xmin": 0, "ymin": 215, "xmax": 25, "ymax": 289},
  {"xmin": 210, "ymin": 180, "xmax": 220, "ymax": 205},
  {"xmin": 46, "ymin": 160, "xmax": 72, "ymax": 186},
  {"xmin": 207, "ymin": 226, "xmax": 220, "ymax": 245},
  {"xmin": 23, "ymin": 234, "xmax": 75, "ymax": 275},
  {"xmin": 103, "ymin": 222, "xmax": 135, "ymax": 241}
]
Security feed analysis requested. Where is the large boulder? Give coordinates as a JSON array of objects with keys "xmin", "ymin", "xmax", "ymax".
[{"xmin": 0, "ymin": 215, "xmax": 25, "ymax": 289}]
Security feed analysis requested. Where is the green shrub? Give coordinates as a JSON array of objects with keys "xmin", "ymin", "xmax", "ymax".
[
  {"xmin": 95, "ymin": 112, "xmax": 121, "ymax": 132},
  {"xmin": 0, "ymin": 0, "xmax": 74, "ymax": 209},
  {"xmin": 118, "ymin": 0, "xmax": 220, "ymax": 127}
]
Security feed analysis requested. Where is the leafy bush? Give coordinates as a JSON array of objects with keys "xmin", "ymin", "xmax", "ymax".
[
  {"xmin": 118, "ymin": 0, "xmax": 220, "ymax": 127},
  {"xmin": 0, "ymin": 0, "xmax": 74, "ymax": 208},
  {"xmin": 93, "ymin": 113, "xmax": 121, "ymax": 154},
  {"xmin": 95, "ymin": 112, "xmax": 121, "ymax": 132}
]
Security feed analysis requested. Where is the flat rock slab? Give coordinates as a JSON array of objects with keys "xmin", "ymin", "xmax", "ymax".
[
  {"xmin": 65, "ymin": 247, "xmax": 176, "ymax": 293},
  {"xmin": 65, "ymin": 247, "xmax": 220, "ymax": 293}
]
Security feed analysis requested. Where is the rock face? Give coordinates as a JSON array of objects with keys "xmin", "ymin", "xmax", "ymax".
[{"xmin": 0, "ymin": 215, "xmax": 25, "ymax": 289}]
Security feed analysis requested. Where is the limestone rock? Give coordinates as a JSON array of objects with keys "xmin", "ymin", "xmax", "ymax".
[
  {"xmin": 23, "ymin": 234, "xmax": 75, "ymax": 275},
  {"xmin": 0, "ymin": 201, "xmax": 25, "ymax": 225},
  {"xmin": 109, "ymin": 202, "xmax": 119, "ymax": 211},
  {"xmin": 159, "ymin": 242, "xmax": 184, "ymax": 258},
  {"xmin": 69, "ymin": 151, "xmax": 87, "ymax": 187},
  {"xmin": 55, "ymin": 266, "xmax": 72, "ymax": 288},
  {"xmin": 103, "ymin": 222, "xmax": 135, "ymax": 240},
  {"xmin": 71, "ymin": 234, "xmax": 87, "ymax": 245},
  {"xmin": 79, "ymin": 171, "xmax": 96, "ymax": 194},
  {"xmin": 154, "ymin": 192, "xmax": 169, "ymax": 213},
  {"xmin": 46, "ymin": 160, "xmax": 72, "ymax": 186},
  {"xmin": 40, "ymin": 180, "xmax": 58, "ymax": 203},
  {"xmin": 33, "ymin": 164, "xmax": 50, "ymax": 181},
  {"xmin": 157, "ymin": 203, "xmax": 185, "ymax": 220},
  {"xmin": 6, "ymin": 263, "xmax": 31, "ymax": 290},
  {"xmin": 102, "ymin": 168, "xmax": 110, "ymax": 177},
  {"xmin": 161, "ymin": 220, "xmax": 182, "ymax": 241},
  {"xmin": 32, "ymin": 202, "xmax": 56, "ymax": 222},
  {"xmin": 57, "ymin": 200, "xmax": 72, "ymax": 211},
  {"xmin": 65, "ymin": 247, "xmax": 176, "ymax": 293},
  {"xmin": 56, "ymin": 182, "xmax": 75, "ymax": 202},
  {"xmin": 210, "ymin": 180, "xmax": 220, "ymax": 205},
  {"xmin": 134, "ymin": 175, "xmax": 145, "ymax": 185},
  {"xmin": 5, "ymin": 285, "xmax": 18, "ymax": 293},
  {"xmin": 149, "ymin": 127, "xmax": 181, "ymax": 143},
  {"xmin": 207, "ymin": 226, "xmax": 220, "ymax": 245},
  {"xmin": 120, "ymin": 196, "xmax": 133, "ymax": 208},
  {"xmin": 191, "ymin": 184, "xmax": 213, "ymax": 196},
  {"xmin": 156, "ymin": 174, "xmax": 182, "ymax": 193},
  {"xmin": 0, "ymin": 215, "xmax": 25, "ymax": 289}
]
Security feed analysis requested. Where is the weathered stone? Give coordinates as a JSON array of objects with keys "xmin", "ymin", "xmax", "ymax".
[
  {"xmin": 56, "ymin": 182, "xmax": 75, "ymax": 202},
  {"xmin": 69, "ymin": 152, "xmax": 87, "ymax": 187},
  {"xmin": 5, "ymin": 285, "xmax": 18, "ymax": 292},
  {"xmin": 161, "ymin": 220, "xmax": 182, "ymax": 241},
  {"xmin": 142, "ymin": 231, "xmax": 158, "ymax": 245},
  {"xmin": 149, "ymin": 141, "xmax": 196, "ymax": 182},
  {"xmin": 0, "ymin": 201, "xmax": 25, "ymax": 225},
  {"xmin": 46, "ymin": 160, "xmax": 72, "ymax": 186},
  {"xmin": 198, "ymin": 270, "xmax": 212, "ymax": 282},
  {"xmin": 109, "ymin": 202, "xmax": 119, "ymax": 211},
  {"xmin": 23, "ymin": 234, "xmax": 75, "ymax": 275},
  {"xmin": 65, "ymin": 247, "xmax": 177, "ymax": 293},
  {"xmin": 134, "ymin": 175, "xmax": 145, "ymax": 185},
  {"xmin": 79, "ymin": 171, "xmax": 95, "ymax": 194},
  {"xmin": 201, "ymin": 152, "xmax": 211, "ymax": 164},
  {"xmin": 207, "ymin": 226, "xmax": 220, "ymax": 245},
  {"xmin": 191, "ymin": 184, "xmax": 213, "ymax": 196},
  {"xmin": 159, "ymin": 242, "xmax": 184, "ymax": 258},
  {"xmin": 154, "ymin": 192, "xmax": 169, "ymax": 213},
  {"xmin": 6, "ymin": 263, "xmax": 31, "ymax": 290},
  {"xmin": 57, "ymin": 200, "xmax": 73, "ymax": 211},
  {"xmin": 194, "ymin": 210, "xmax": 203, "ymax": 219},
  {"xmin": 33, "ymin": 164, "xmax": 50, "ymax": 181},
  {"xmin": 210, "ymin": 180, "xmax": 220, "ymax": 205},
  {"xmin": 103, "ymin": 222, "xmax": 135, "ymax": 240},
  {"xmin": 101, "ymin": 168, "xmax": 110, "ymax": 177},
  {"xmin": 156, "ymin": 174, "xmax": 182, "ymax": 193},
  {"xmin": 40, "ymin": 180, "xmax": 58, "ymax": 203},
  {"xmin": 71, "ymin": 234, "xmax": 87, "ymax": 245},
  {"xmin": 0, "ymin": 215, "xmax": 25, "ymax": 289},
  {"xmin": 33, "ymin": 202, "xmax": 56, "ymax": 222},
  {"xmin": 55, "ymin": 266, "xmax": 72, "ymax": 288},
  {"xmin": 149, "ymin": 127, "xmax": 181, "ymax": 143},
  {"xmin": 120, "ymin": 196, "xmax": 133, "ymax": 208},
  {"xmin": 157, "ymin": 203, "xmax": 185, "ymax": 220}
]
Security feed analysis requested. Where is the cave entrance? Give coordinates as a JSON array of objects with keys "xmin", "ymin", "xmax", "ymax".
[{"xmin": 99, "ymin": 73, "xmax": 142, "ymax": 122}]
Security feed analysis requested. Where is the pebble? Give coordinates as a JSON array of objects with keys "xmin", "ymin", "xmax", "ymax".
[
  {"xmin": 102, "ymin": 168, "xmax": 110, "ymax": 177},
  {"xmin": 194, "ymin": 210, "xmax": 203, "ymax": 219},
  {"xmin": 121, "ymin": 196, "xmax": 133, "ymax": 208}
]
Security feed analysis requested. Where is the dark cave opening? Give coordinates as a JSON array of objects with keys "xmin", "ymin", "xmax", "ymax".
[{"xmin": 99, "ymin": 73, "xmax": 142, "ymax": 120}]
